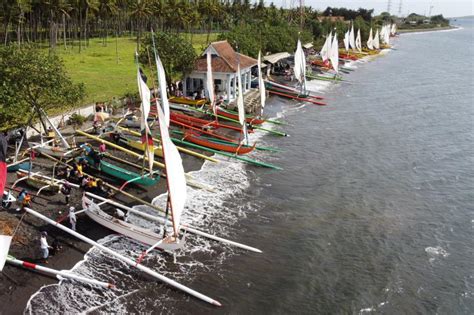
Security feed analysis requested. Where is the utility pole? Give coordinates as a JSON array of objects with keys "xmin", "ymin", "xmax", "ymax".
[
  {"xmin": 387, "ymin": 0, "xmax": 392, "ymax": 14},
  {"xmin": 429, "ymin": 5, "xmax": 434, "ymax": 18},
  {"xmin": 300, "ymin": 0, "xmax": 305, "ymax": 31},
  {"xmin": 398, "ymin": 0, "xmax": 403, "ymax": 17}
]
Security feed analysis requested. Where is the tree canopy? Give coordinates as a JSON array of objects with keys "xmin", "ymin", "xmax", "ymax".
[
  {"xmin": 0, "ymin": 46, "xmax": 85, "ymax": 130},
  {"xmin": 138, "ymin": 32, "xmax": 197, "ymax": 84}
]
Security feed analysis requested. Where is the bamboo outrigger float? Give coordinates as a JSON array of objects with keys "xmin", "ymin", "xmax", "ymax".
[
  {"xmin": 23, "ymin": 206, "xmax": 222, "ymax": 306},
  {"xmin": 6, "ymin": 255, "xmax": 115, "ymax": 289}
]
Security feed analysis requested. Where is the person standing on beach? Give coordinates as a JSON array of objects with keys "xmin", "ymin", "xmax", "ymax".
[
  {"xmin": 69, "ymin": 206, "xmax": 77, "ymax": 231},
  {"xmin": 61, "ymin": 181, "xmax": 72, "ymax": 204},
  {"xmin": 98, "ymin": 143, "xmax": 106, "ymax": 153},
  {"xmin": 40, "ymin": 231, "xmax": 52, "ymax": 264}
]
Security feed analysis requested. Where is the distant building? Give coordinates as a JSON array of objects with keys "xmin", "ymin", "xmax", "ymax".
[
  {"xmin": 317, "ymin": 16, "xmax": 345, "ymax": 23},
  {"xmin": 183, "ymin": 40, "xmax": 257, "ymax": 102}
]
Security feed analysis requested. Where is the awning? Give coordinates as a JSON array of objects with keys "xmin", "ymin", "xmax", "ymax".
[
  {"xmin": 263, "ymin": 52, "xmax": 291, "ymax": 64},
  {"xmin": 303, "ymin": 43, "xmax": 313, "ymax": 49}
]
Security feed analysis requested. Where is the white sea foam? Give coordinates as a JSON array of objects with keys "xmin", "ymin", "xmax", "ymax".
[{"xmin": 425, "ymin": 246, "xmax": 449, "ymax": 258}]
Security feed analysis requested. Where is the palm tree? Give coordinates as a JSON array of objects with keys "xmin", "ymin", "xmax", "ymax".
[
  {"xmin": 130, "ymin": 0, "xmax": 152, "ymax": 50},
  {"xmin": 98, "ymin": 0, "xmax": 118, "ymax": 46}
]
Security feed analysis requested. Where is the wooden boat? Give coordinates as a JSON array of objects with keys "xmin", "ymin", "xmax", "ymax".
[
  {"xmin": 83, "ymin": 196, "xmax": 184, "ymax": 251},
  {"xmin": 338, "ymin": 52, "xmax": 359, "ymax": 60},
  {"xmin": 7, "ymin": 162, "xmax": 31, "ymax": 172},
  {"xmin": 121, "ymin": 115, "xmax": 155, "ymax": 128},
  {"xmin": 81, "ymin": 155, "xmax": 159, "ymax": 187},
  {"xmin": 15, "ymin": 171, "xmax": 61, "ymax": 194},
  {"xmin": 119, "ymin": 137, "xmax": 163, "ymax": 158},
  {"xmin": 168, "ymin": 96, "xmax": 207, "ymax": 107},
  {"xmin": 31, "ymin": 143, "xmax": 79, "ymax": 158},
  {"xmin": 170, "ymin": 111, "xmax": 249, "ymax": 133},
  {"xmin": 216, "ymin": 107, "xmax": 265, "ymax": 125},
  {"xmin": 183, "ymin": 131, "xmax": 256, "ymax": 155}
]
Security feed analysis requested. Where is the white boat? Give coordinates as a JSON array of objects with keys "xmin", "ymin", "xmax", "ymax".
[
  {"xmin": 83, "ymin": 196, "xmax": 184, "ymax": 251},
  {"xmin": 30, "ymin": 142, "xmax": 79, "ymax": 158}
]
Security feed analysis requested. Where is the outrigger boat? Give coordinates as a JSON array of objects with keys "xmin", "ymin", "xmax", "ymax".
[
  {"xmin": 118, "ymin": 136, "xmax": 164, "ymax": 158},
  {"xmin": 79, "ymin": 151, "xmax": 159, "ymax": 187},
  {"xmin": 215, "ymin": 107, "xmax": 265, "ymax": 125},
  {"xmin": 14, "ymin": 170, "xmax": 61, "ymax": 194},
  {"xmin": 168, "ymin": 96, "xmax": 207, "ymax": 107},
  {"xmin": 82, "ymin": 196, "xmax": 184, "ymax": 251},
  {"xmin": 170, "ymin": 111, "xmax": 250, "ymax": 134},
  {"xmin": 183, "ymin": 130, "xmax": 256, "ymax": 155},
  {"xmin": 31, "ymin": 108, "xmax": 80, "ymax": 159}
]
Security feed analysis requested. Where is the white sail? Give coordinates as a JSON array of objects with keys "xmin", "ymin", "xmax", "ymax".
[
  {"xmin": 206, "ymin": 51, "xmax": 216, "ymax": 114},
  {"xmin": 356, "ymin": 29, "xmax": 362, "ymax": 52},
  {"xmin": 236, "ymin": 64, "xmax": 246, "ymax": 127},
  {"xmin": 152, "ymin": 47, "xmax": 186, "ymax": 236},
  {"xmin": 391, "ymin": 23, "xmax": 397, "ymax": 35},
  {"xmin": 374, "ymin": 29, "xmax": 380, "ymax": 49},
  {"xmin": 320, "ymin": 32, "xmax": 332, "ymax": 62},
  {"xmin": 343, "ymin": 30, "xmax": 350, "ymax": 51},
  {"xmin": 257, "ymin": 51, "xmax": 266, "ymax": 112},
  {"xmin": 0, "ymin": 235, "xmax": 12, "ymax": 272},
  {"xmin": 349, "ymin": 23, "xmax": 356, "ymax": 50},
  {"xmin": 298, "ymin": 40, "xmax": 306, "ymax": 86},
  {"xmin": 156, "ymin": 102, "xmax": 187, "ymax": 237},
  {"xmin": 294, "ymin": 39, "xmax": 306, "ymax": 88},
  {"xmin": 367, "ymin": 28, "xmax": 374, "ymax": 50},
  {"xmin": 329, "ymin": 33, "xmax": 339, "ymax": 74},
  {"xmin": 136, "ymin": 66, "xmax": 154, "ymax": 173},
  {"xmin": 153, "ymin": 51, "xmax": 170, "ymax": 127},
  {"xmin": 384, "ymin": 25, "xmax": 390, "ymax": 45}
]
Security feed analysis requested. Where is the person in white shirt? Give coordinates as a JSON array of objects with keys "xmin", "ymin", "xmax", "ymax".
[
  {"xmin": 69, "ymin": 206, "xmax": 77, "ymax": 231},
  {"xmin": 40, "ymin": 231, "xmax": 52, "ymax": 264}
]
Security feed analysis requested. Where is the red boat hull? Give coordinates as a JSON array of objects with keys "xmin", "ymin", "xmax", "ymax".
[{"xmin": 183, "ymin": 131, "xmax": 256, "ymax": 155}]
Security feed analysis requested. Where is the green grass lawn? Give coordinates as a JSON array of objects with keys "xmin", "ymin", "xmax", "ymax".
[{"xmin": 50, "ymin": 33, "xmax": 220, "ymax": 105}]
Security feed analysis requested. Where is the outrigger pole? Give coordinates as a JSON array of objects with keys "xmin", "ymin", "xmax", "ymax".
[
  {"xmin": 23, "ymin": 207, "xmax": 222, "ymax": 306},
  {"xmin": 85, "ymin": 192, "xmax": 262, "ymax": 253},
  {"xmin": 6, "ymin": 255, "xmax": 114, "ymax": 289},
  {"xmin": 75, "ymin": 130, "xmax": 213, "ymax": 191}
]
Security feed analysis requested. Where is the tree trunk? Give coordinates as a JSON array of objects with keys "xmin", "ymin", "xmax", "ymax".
[
  {"xmin": 84, "ymin": 7, "xmax": 89, "ymax": 47},
  {"xmin": 79, "ymin": 10, "xmax": 82, "ymax": 53},
  {"xmin": 17, "ymin": 11, "xmax": 23, "ymax": 46},
  {"xmin": 63, "ymin": 13, "xmax": 67, "ymax": 49}
]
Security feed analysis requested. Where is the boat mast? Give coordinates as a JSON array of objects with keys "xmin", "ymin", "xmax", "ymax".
[
  {"xmin": 151, "ymin": 30, "xmax": 187, "ymax": 239},
  {"xmin": 134, "ymin": 52, "xmax": 154, "ymax": 176}
]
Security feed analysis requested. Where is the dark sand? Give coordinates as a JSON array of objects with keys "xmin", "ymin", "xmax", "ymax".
[{"xmin": 0, "ymin": 123, "xmax": 210, "ymax": 314}]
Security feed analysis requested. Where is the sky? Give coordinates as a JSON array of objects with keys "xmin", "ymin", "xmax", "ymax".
[{"xmin": 269, "ymin": 0, "xmax": 474, "ymax": 18}]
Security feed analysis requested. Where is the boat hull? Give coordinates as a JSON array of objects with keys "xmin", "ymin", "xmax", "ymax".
[
  {"xmin": 16, "ymin": 172, "xmax": 60, "ymax": 193},
  {"xmin": 7, "ymin": 162, "xmax": 31, "ymax": 172},
  {"xmin": 183, "ymin": 131, "xmax": 256, "ymax": 155},
  {"xmin": 32, "ymin": 144, "xmax": 78, "ymax": 158},
  {"xmin": 216, "ymin": 108, "xmax": 265, "ymax": 125},
  {"xmin": 85, "ymin": 202, "xmax": 184, "ymax": 251},
  {"xmin": 119, "ymin": 138, "xmax": 163, "ymax": 158}
]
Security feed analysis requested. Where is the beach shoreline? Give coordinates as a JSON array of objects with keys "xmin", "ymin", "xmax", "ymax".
[
  {"xmin": 398, "ymin": 25, "xmax": 457, "ymax": 33},
  {"xmin": 0, "ymin": 124, "xmax": 209, "ymax": 314}
]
